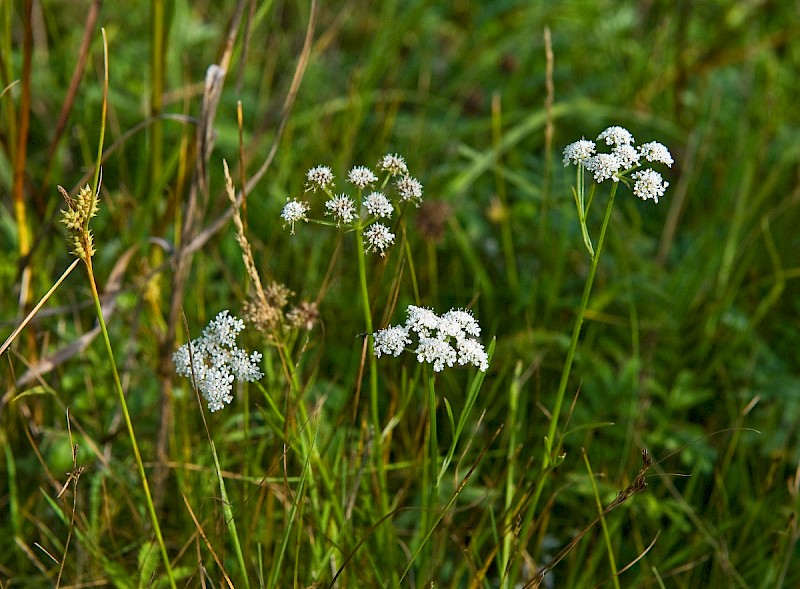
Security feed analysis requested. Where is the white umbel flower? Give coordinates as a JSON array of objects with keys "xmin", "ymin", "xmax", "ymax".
[
  {"xmin": 564, "ymin": 126, "xmax": 673, "ymax": 202},
  {"xmin": 562, "ymin": 139, "xmax": 596, "ymax": 166},
  {"xmin": 373, "ymin": 325, "xmax": 411, "ymax": 358},
  {"xmin": 455, "ymin": 338, "xmax": 489, "ymax": 372},
  {"xmin": 377, "ymin": 153, "xmax": 409, "ymax": 176},
  {"xmin": 363, "ymin": 223, "xmax": 395, "ymax": 256},
  {"xmin": 280, "ymin": 199, "xmax": 310, "ymax": 234},
  {"xmin": 373, "ymin": 305, "xmax": 489, "ymax": 372},
  {"xmin": 325, "ymin": 194, "xmax": 357, "ymax": 225},
  {"xmin": 441, "ymin": 308, "xmax": 482, "ymax": 338},
  {"xmin": 631, "ymin": 169, "xmax": 669, "ymax": 203},
  {"xmin": 174, "ymin": 311, "xmax": 263, "ymax": 412},
  {"xmin": 638, "ymin": 142, "xmax": 674, "ymax": 167},
  {"xmin": 613, "ymin": 144, "xmax": 641, "ymax": 169},
  {"xmin": 396, "ymin": 175, "xmax": 424, "ymax": 204},
  {"xmin": 416, "ymin": 337, "xmax": 457, "ymax": 373},
  {"xmin": 306, "ymin": 166, "xmax": 335, "ymax": 192},
  {"xmin": 363, "ymin": 191, "xmax": 394, "ymax": 218},
  {"xmin": 597, "ymin": 126, "xmax": 634, "ymax": 146},
  {"xmin": 406, "ymin": 305, "xmax": 441, "ymax": 338},
  {"xmin": 587, "ymin": 153, "xmax": 622, "ymax": 183}
]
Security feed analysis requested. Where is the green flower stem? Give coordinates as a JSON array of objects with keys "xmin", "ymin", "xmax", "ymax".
[
  {"xmin": 68, "ymin": 28, "xmax": 177, "ymax": 588},
  {"xmin": 354, "ymin": 229, "xmax": 381, "ymax": 445},
  {"xmin": 501, "ymin": 362, "xmax": 523, "ymax": 583},
  {"xmin": 420, "ymin": 370, "xmax": 438, "ymax": 574},
  {"xmin": 574, "ymin": 164, "xmax": 595, "ymax": 258},
  {"xmin": 583, "ymin": 448, "xmax": 621, "ymax": 589},
  {"xmin": 544, "ymin": 180, "xmax": 618, "ymax": 466},
  {"xmin": 277, "ymin": 346, "xmax": 344, "ymax": 572},
  {"xmin": 427, "ymin": 368, "xmax": 438, "ymax": 493},
  {"xmin": 280, "ymin": 347, "xmax": 342, "ymax": 522},
  {"xmin": 519, "ymin": 180, "xmax": 620, "ymax": 561},
  {"xmin": 84, "ymin": 257, "xmax": 176, "ymax": 589},
  {"xmin": 355, "ymin": 229, "xmax": 389, "ymax": 480},
  {"xmin": 353, "ymin": 229, "xmax": 397, "ymax": 584}
]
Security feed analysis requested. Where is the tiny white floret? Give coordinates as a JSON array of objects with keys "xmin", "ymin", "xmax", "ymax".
[
  {"xmin": 562, "ymin": 139, "xmax": 596, "ymax": 167},
  {"xmin": 280, "ymin": 199, "xmax": 310, "ymax": 234},
  {"xmin": 597, "ymin": 126, "xmax": 634, "ymax": 147},
  {"xmin": 348, "ymin": 166, "xmax": 378, "ymax": 189}
]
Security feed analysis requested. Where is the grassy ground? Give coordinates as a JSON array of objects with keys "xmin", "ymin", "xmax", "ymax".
[{"xmin": 2, "ymin": 1, "xmax": 800, "ymax": 587}]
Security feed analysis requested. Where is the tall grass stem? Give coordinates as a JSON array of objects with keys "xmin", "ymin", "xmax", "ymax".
[
  {"xmin": 79, "ymin": 29, "xmax": 176, "ymax": 588},
  {"xmin": 84, "ymin": 258, "xmax": 176, "ymax": 588}
]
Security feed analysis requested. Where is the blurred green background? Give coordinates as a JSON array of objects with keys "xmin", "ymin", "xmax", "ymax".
[{"xmin": 2, "ymin": 0, "xmax": 799, "ymax": 586}]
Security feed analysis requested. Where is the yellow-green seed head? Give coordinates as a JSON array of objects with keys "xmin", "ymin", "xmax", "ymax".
[{"xmin": 59, "ymin": 184, "xmax": 99, "ymax": 259}]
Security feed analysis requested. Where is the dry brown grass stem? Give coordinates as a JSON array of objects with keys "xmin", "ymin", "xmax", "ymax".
[
  {"xmin": 524, "ymin": 449, "xmax": 653, "ymax": 588},
  {"xmin": 223, "ymin": 159, "xmax": 267, "ymax": 308}
]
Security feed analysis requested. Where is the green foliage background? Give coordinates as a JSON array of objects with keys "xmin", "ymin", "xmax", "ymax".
[{"xmin": 2, "ymin": 0, "xmax": 799, "ymax": 587}]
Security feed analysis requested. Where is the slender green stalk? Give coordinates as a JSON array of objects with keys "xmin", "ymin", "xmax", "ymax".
[
  {"xmin": 267, "ymin": 447, "xmax": 309, "ymax": 589},
  {"xmin": 501, "ymin": 362, "xmax": 523, "ymax": 587},
  {"xmin": 491, "ymin": 93, "xmax": 519, "ymax": 291},
  {"xmin": 404, "ymin": 366, "xmax": 445, "ymax": 581},
  {"xmin": 582, "ymin": 448, "xmax": 620, "ymax": 589},
  {"xmin": 84, "ymin": 257, "xmax": 176, "ymax": 588},
  {"xmin": 438, "ymin": 340, "xmax": 493, "ymax": 483},
  {"xmin": 354, "ymin": 228, "xmax": 398, "ymax": 586},
  {"xmin": 516, "ymin": 180, "xmax": 619, "ymax": 585},
  {"xmin": 149, "ymin": 0, "xmax": 164, "ymax": 195},
  {"xmin": 209, "ymin": 437, "xmax": 249, "ymax": 589},
  {"xmin": 0, "ymin": 259, "xmax": 79, "ymax": 357},
  {"xmin": 354, "ymin": 233, "xmax": 379, "ymax": 437},
  {"xmin": 65, "ymin": 29, "xmax": 176, "ymax": 588},
  {"xmin": 355, "ymin": 229, "xmax": 380, "ymax": 434},
  {"xmin": 279, "ymin": 347, "xmax": 343, "ymax": 527},
  {"xmin": 421, "ymin": 369, "xmax": 438, "ymax": 571},
  {"xmin": 427, "ymin": 372, "xmax": 438, "ymax": 488},
  {"xmin": 573, "ymin": 164, "xmax": 595, "ymax": 258},
  {"xmin": 543, "ymin": 180, "xmax": 619, "ymax": 467},
  {"xmin": 4, "ymin": 439, "xmax": 21, "ymax": 574},
  {"xmin": 274, "ymin": 343, "xmax": 352, "ymax": 583}
]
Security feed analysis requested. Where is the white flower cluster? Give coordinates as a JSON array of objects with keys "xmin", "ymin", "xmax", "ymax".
[
  {"xmin": 280, "ymin": 153, "xmax": 424, "ymax": 256},
  {"xmin": 373, "ymin": 305, "xmax": 489, "ymax": 372},
  {"xmin": 173, "ymin": 311, "xmax": 264, "ymax": 412},
  {"xmin": 280, "ymin": 199, "xmax": 310, "ymax": 234},
  {"xmin": 563, "ymin": 126, "xmax": 673, "ymax": 203}
]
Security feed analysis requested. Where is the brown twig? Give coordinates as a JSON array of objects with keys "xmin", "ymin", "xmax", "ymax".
[
  {"xmin": 13, "ymin": 0, "xmax": 33, "ymax": 311},
  {"xmin": 524, "ymin": 449, "xmax": 653, "ymax": 588},
  {"xmin": 42, "ymin": 0, "xmax": 101, "ymax": 191}
]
